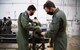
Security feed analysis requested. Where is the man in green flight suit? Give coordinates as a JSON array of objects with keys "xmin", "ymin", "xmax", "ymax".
[
  {"xmin": 42, "ymin": 1, "xmax": 67, "ymax": 50},
  {"xmin": 16, "ymin": 5, "xmax": 39, "ymax": 50}
]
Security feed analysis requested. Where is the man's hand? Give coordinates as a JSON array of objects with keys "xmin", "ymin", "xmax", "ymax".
[{"xmin": 41, "ymin": 32, "xmax": 46, "ymax": 37}]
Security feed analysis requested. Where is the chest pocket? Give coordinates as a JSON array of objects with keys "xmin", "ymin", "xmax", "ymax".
[{"xmin": 50, "ymin": 16, "xmax": 59, "ymax": 31}]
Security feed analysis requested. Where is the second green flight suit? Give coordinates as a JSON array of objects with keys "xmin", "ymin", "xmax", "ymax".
[
  {"xmin": 16, "ymin": 11, "xmax": 39, "ymax": 50},
  {"xmin": 47, "ymin": 8, "xmax": 67, "ymax": 50}
]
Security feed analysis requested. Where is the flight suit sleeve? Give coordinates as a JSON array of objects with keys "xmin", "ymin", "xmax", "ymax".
[{"xmin": 20, "ymin": 13, "xmax": 39, "ymax": 31}]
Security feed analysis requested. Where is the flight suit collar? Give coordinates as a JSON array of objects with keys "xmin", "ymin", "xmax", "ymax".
[
  {"xmin": 53, "ymin": 8, "xmax": 59, "ymax": 15},
  {"xmin": 24, "ymin": 11, "xmax": 33, "ymax": 23},
  {"xmin": 24, "ymin": 11, "xmax": 29, "ymax": 18}
]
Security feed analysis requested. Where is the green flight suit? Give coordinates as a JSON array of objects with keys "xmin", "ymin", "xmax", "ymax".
[
  {"xmin": 47, "ymin": 8, "xmax": 67, "ymax": 50},
  {"xmin": 16, "ymin": 11, "xmax": 39, "ymax": 50}
]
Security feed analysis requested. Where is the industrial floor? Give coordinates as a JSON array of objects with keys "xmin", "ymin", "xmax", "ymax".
[{"xmin": 0, "ymin": 36, "xmax": 80, "ymax": 50}]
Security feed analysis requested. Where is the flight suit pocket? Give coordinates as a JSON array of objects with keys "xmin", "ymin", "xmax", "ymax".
[{"xmin": 51, "ymin": 17, "xmax": 59, "ymax": 31}]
